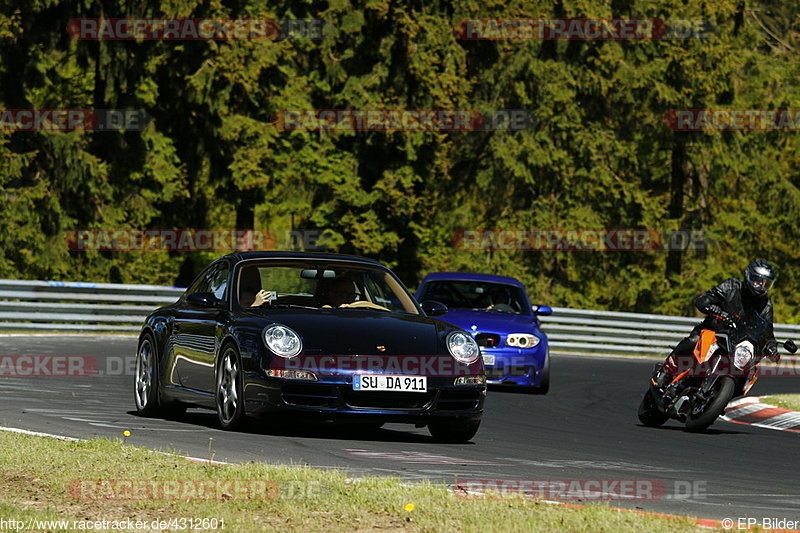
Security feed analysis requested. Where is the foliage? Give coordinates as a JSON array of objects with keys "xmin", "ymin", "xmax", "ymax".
[{"xmin": 1, "ymin": 0, "xmax": 800, "ymax": 320}]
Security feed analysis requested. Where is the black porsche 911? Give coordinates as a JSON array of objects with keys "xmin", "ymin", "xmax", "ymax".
[{"xmin": 134, "ymin": 252, "xmax": 486, "ymax": 442}]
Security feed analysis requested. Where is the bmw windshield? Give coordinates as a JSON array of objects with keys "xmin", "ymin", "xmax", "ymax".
[{"xmin": 419, "ymin": 280, "xmax": 529, "ymax": 315}]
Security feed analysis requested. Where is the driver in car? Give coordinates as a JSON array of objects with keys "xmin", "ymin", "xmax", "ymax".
[
  {"xmin": 316, "ymin": 277, "xmax": 359, "ymax": 307},
  {"xmin": 485, "ymin": 286, "xmax": 515, "ymax": 312}
]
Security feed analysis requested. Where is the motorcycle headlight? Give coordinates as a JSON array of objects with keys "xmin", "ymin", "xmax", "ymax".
[
  {"xmin": 507, "ymin": 333, "xmax": 540, "ymax": 349},
  {"xmin": 447, "ymin": 331, "xmax": 480, "ymax": 364},
  {"xmin": 734, "ymin": 341, "xmax": 754, "ymax": 370},
  {"xmin": 263, "ymin": 324, "xmax": 302, "ymax": 358}
]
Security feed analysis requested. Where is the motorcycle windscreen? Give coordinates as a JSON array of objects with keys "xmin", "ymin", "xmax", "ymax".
[{"xmin": 693, "ymin": 329, "xmax": 719, "ymax": 364}]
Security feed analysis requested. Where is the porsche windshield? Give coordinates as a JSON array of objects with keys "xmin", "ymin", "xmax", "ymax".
[
  {"xmin": 236, "ymin": 262, "xmax": 419, "ymax": 315},
  {"xmin": 420, "ymin": 280, "xmax": 528, "ymax": 315}
]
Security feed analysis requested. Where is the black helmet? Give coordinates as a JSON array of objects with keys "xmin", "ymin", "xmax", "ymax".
[{"xmin": 744, "ymin": 260, "xmax": 777, "ymax": 296}]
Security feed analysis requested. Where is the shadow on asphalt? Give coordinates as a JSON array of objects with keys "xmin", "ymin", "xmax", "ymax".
[
  {"xmin": 487, "ymin": 384, "xmax": 544, "ymax": 395},
  {"xmin": 635, "ymin": 423, "xmax": 747, "ymax": 435},
  {"xmin": 129, "ymin": 410, "xmax": 471, "ymax": 444}
]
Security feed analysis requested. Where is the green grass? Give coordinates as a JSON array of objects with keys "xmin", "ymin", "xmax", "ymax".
[
  {"xmin": 761, "ymin": 393, "xmax": 800, "ymax": 411},
  {"xmin": 0, "ymin": 430, "xmax": 722, "ymax": 533}
]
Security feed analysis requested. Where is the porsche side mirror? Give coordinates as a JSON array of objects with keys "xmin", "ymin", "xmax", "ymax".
[
  {"xmin": 187, "ymin": 292, "xmax": 221, "ymax": 308},
  {"xmin": 532, "ymin": 304, "xmax": 552, "ymax": 316},
  {"xmin": 784, "ymin": 340, "xmax": 798, "ymax": 354},
  {"xmin": 421, "ymin": 300, "xmax": 448, "ymax": 317}
]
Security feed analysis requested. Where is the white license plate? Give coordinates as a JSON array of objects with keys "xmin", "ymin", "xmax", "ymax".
[
  {"xmin": 482, "ymin": 354, "xmax": 496, "ymax": 366},
  {"xmin": 353, "ymin": 374, "xmax": 427, "ymax": 392}
]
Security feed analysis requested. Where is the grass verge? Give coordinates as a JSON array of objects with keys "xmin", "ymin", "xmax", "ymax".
[
  {"xmin": 761, "ymin": 393, "xmax": 800, "ymax": 411},
  {"xmin": 0, "ymin": 430, "xmax": 717, "ymax": 533}
]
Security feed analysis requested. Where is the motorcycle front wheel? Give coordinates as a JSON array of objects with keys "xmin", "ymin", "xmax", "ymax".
[
  {"xmin": 684, "ymin": 376, "xmax": 735, "ymax": 433},
  {"xmin": 638, "ymin": 389, "xmax": 669, "ymax": 427}
]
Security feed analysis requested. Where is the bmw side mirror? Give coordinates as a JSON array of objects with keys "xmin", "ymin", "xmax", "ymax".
[
  {"xmin": 187, "ymin": 292, "xmax": 221, "ymax": 308},
  {"xmin": 532, "ymin": 304, "xmax": 552, "ymax": 316},
  {"xmin": 421, "ymin": 300, "xmax": 448, "ymax": 317},
  {"xmin": 784, "ymin": 340, "xmax": 798, "ymax": 354}
]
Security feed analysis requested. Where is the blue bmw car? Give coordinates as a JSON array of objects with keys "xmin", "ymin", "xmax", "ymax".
[{"xmin": 416, "ymin": 272, "xmax": 552, "ymax": 393}]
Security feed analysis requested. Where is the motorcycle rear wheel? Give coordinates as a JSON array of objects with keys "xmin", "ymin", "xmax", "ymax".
[
  {"xmin": 638, "ymin": 389, "xmax": 669, "ymax": 427},
  {"xmin": 684, "ymin": 376, "xmax": 735, "ymax": 433}
]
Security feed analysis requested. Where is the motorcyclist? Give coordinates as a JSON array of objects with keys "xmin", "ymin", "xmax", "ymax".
[{"xmin": 654, "ymin": 260, "xmax": 780, "ymax": 391}]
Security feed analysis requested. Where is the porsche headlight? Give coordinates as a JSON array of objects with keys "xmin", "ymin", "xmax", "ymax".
[
  {"xmin": 447, "ymin": 331, "xmax": 480, "ymax": 364},
  {"xmin": 507, "ymin": 333, "xmax": 540, "ymax": 349},
  {"xmin": 263, "ymin": 324, "xmax": 302, "ymax": 358},
  {"xmin": 734, "ymin": 341, "xmax": 754, "ymax": 370}
]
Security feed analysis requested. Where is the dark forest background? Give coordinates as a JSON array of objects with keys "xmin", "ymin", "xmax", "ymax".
[{"xmin": 2, "ymin": 1, "xmax": 800, "ymax": 319}]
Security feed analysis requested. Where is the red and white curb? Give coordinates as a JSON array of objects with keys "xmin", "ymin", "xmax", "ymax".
[{"xmin": 722, "ymin": 397, "xmax": 800, "ymax": 433}]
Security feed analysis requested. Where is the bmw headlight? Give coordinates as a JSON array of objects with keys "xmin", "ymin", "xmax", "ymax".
[
  {"xmin": 507, "ymin": 333, "xmax": 540, "ymax": 349},
  {"xmin": 263, "ymin": 324, "xmax": 302, "ymax": 358},
  {"xmin": 447, "ymin": 331, "xmax": 480, "ymax": 364},
  {"xmin": 734, "ymin": 341, "xmax": 754, "ymax": 370}
]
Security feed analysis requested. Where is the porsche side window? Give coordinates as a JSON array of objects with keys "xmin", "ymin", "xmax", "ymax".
[
  {"xmin": 186, "ymin": 266, "xmax": 214, "ymax": 295},
  {"xmin": 209, "ymin": 264, "xmax": 229, "ymax": 301}
]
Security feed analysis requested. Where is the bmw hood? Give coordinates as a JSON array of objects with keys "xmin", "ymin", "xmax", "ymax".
[{"xmin": 439, "ymin": 308, "xmax": 538, "ymax": 334}]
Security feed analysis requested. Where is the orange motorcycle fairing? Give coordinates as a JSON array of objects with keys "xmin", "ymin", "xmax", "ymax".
[{"xmin": 693, "ymin": 329, "xmax": 719, "ymax": 364}]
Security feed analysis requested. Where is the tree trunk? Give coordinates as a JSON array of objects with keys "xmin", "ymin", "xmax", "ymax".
[{"xmin": 666, "ymin": 134, "xmax": 687, "ymax": 277}]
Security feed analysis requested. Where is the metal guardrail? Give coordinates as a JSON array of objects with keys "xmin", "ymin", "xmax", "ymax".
[
  {"xmin": 0, "ymin": 279, "xmax": 183, "ymax": 332},
  {"xmin": 539, "ymin": 307, "xmax": 800, "ymax": 356},
  {"xmin": 0, "ymin": 279, "xmax": 797, "ymax": 357}
]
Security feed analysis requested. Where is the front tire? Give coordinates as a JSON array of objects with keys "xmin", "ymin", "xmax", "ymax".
[
  {"xmin": 134, "ymin": 333, "xmax": 186, "ymax": 419},
  {"xmin": 216, "ymin": 345, "xmax": 247, "ymax": 430},
  {"xmin": 428, "ymin": 419, "xmax": 481, "ymax": 443},
  {"xmin": 684, "ymin": 377, "xmax": 735, "ymax": 433},
  {"xmin": 638, "ymin": 389, "xmax": 668, "ymax": 427},
  {"xmin": 532, "ymin": 353, "xmax": 550, "ymax": 395}
]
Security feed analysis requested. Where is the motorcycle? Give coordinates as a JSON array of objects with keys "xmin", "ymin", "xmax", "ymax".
[{"xmin": 639, "ymin": 311, "xmax": 798, "ymax": 432}]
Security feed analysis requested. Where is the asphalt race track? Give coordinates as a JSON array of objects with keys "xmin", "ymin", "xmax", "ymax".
[{"xmin": 1, "ymin": 335, "xmax": 799, "ymax": 522}]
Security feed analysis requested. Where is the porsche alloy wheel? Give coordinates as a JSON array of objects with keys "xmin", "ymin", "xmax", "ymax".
[
  {"xmin": 135, "ymin": 333, "xmax": 185, "ymax": 419},
  {"xmin": 217, "ymin": 346, "xmax": 246, "ymax": 430},
  {"xmin": 134, "ymin": 335, "xmax": 156, "ymax": 415}
]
